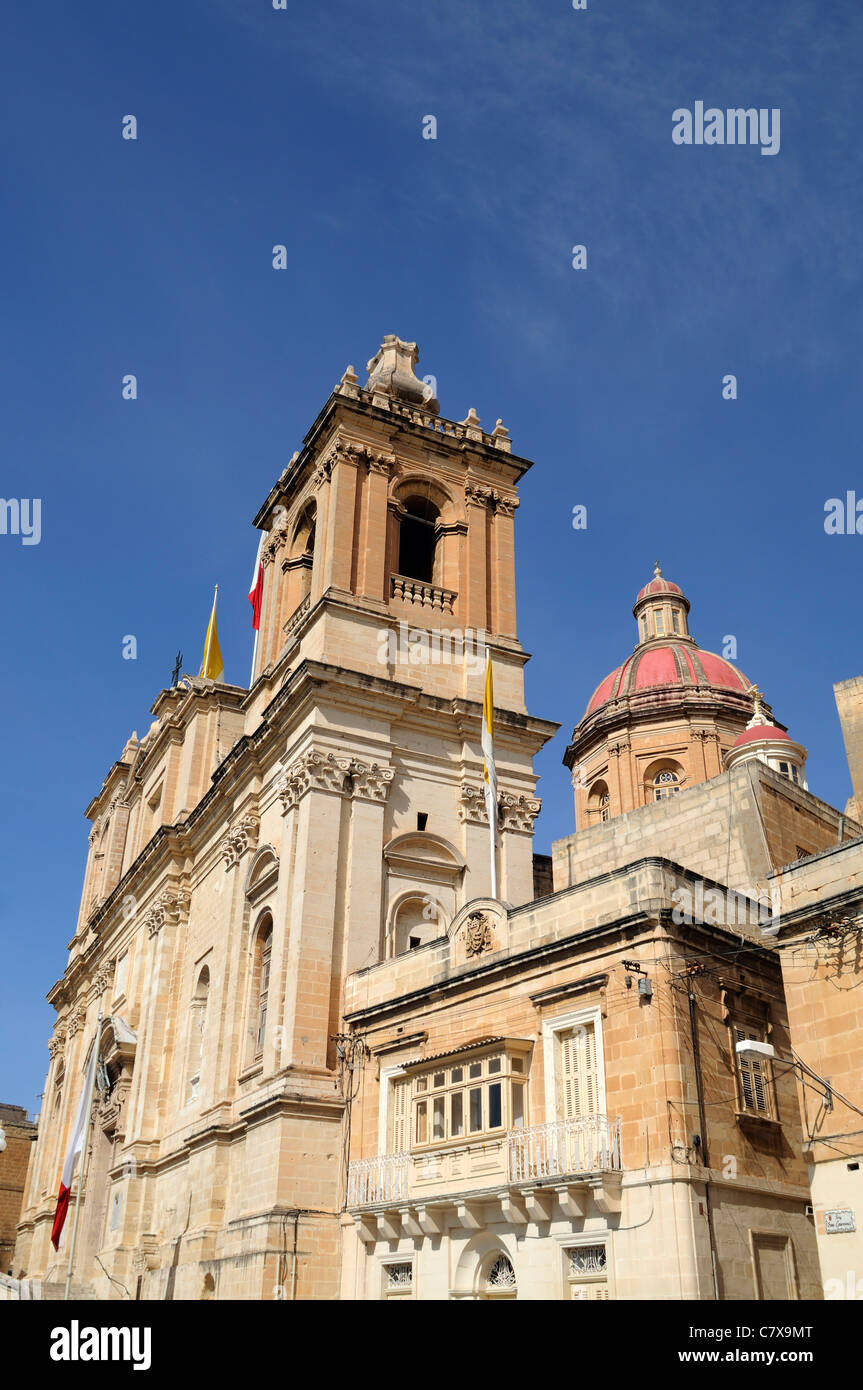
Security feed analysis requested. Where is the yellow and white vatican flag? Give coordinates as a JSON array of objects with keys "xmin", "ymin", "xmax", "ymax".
[
  {"xmin": 199, "ymin": 585, "xmax": 225, "ymax": 682},
  {"xmin": 482, "ymin": 647, "xmax": 498, "ymax": 898}
]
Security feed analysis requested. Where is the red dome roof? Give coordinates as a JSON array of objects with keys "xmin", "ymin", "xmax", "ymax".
[
  {"xmin": 732, "ymin": 724, "xmax": 790, "ymax": 748},
  {"xmin": 635, "ymin": 576, "xmax": 684, "ymax": 603},
  {"xmin": 585, "ymin": 641, "xmax": 750, "ymax": 716}
]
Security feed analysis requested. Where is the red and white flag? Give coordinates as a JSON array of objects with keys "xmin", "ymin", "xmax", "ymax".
[
  {"xmin": 50, "ymin": 1036, "xmax": 99, "ymax": 1250},
  {"xmin": 248, "ymin": 533, "xmax": 265, "ymax": 631}
]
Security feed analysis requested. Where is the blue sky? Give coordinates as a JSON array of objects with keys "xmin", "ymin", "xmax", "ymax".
[{"xmin": 2, "ymin": 0, "xmax": 862, "ymax": 1111}]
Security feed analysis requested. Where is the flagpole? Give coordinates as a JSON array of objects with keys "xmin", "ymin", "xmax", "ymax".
[
  {"xmin": 203, "ymin": 584, "xmax": 217, "ymax": 678},
  {"xmin": 485, "ymin": 645, "xmax": 498, "ymax": 900},
  {"xmin": 250, "ymin": 626, "xmax": 259, "ymax": 689},
  {"xmin": 63, "ymin": 1010, "xmax": 104, "ymax": 1301}
]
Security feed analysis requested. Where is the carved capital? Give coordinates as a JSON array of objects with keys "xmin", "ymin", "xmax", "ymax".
[
  {"xmin": 48, "ymin": 1026, "xmax": 67, "ymax": 1059},
  {"xmin": 220, "ymin": 815, "xmax": 261, "ymax": 870},
  {"xmin": 66, "ymin": 1005, "xmax": 84, "ymax": 1038},
  {"xmin": 348, "ymin": 760, "xmax": 395, "ymax": 803},
  {"xmin": 90, "ymin": 968, "xmax": 111, "ymax": 1000},
  {"xmin": 464, "ymin": 482, "xmax": 519, "ymax": 514},
  {"xmin": 313, "ymin": 456, "xmax": 333, "ymax": 489},
  {"xmin": 143, "ymin": 887, "xmax": 191, "ymax": 937},
  {"xmin": 459, "ymin": 783, "xmax": 489, "ymax": 826},
  {"xmin": 277, "ymin": 750, "xmax": 353, "ymax": 811},
  {"xmin": 498, "ymin": 792, "xmax": 542, "ymax": 833}
]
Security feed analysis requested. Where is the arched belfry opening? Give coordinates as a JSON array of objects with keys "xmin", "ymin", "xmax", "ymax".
[{"xmin": 397, "ymin": 495, "xmax": 440, "ymax": 584}]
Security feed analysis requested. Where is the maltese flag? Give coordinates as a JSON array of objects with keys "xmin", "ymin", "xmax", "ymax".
[
  {"xmin": 50, "ymin": 1036, "xmax": 100, "ymax": 1250},
  {"xmin": 248, "ymin": 533, "xmax": 265, "ymax": 630}
]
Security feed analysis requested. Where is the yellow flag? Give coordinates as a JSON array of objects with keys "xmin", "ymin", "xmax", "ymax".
[
  {"xmin": 482, "ymin": 649, "xmax": 496, "ymax": 804},
  {"xmin": 199, "ymin": 586, "xmax": 225, "ymax": 682}
]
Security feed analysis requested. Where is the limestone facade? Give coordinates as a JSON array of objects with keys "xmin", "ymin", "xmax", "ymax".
[
  {"xmin": 13, "ymin": 337, "xmax": 554, "ymax": 1300},
  {"xmin": 13, "ymin": 337, "xmax": 863, "ymax": 1303},
  {"xmin": 340, "ymin": 865, "xmax": 821, "ymax": 1301},
  {"xmin": 0, "ymin": 1105, "xmax": 36, "ymax": 1275}
]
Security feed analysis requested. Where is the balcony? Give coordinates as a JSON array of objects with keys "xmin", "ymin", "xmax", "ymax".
[
  {"xmin": 347, "ymin": 1116, "xmax": 622, "ymax": 1242},
  {"xmin": 391, "ymin": 574, "xmax": 457, "ymax": 614}
]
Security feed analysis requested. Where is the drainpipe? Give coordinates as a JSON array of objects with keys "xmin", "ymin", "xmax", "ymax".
[
  {"xmin": 687, "ymin": 986, "xmax": 722, "ymax": 1302},
  {"xmin": 838, "ymin": 813, "xmax": 845, "ymax": 844}
]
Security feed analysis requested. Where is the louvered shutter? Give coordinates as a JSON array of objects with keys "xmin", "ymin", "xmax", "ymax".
[
  {"xmin": 391, "ymin": 1078, "xmax": 408, "ymax": 1153},
  {"xmin": 561, "ymin": 1031, "xmax": 578, "ymax": 1119},
  {"xmin": 735, "ymin": 1027, "xmax": 769, "ymax": 1114},
  {"xmin": 561, "ymin": 1023, "xmax": 599, "ymax": 1120},
  {"xmin": 582, "ymin": 1023, "xmax": 598, "ymax": 1115}
]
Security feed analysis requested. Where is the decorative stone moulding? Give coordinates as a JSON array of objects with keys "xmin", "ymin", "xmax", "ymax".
[
  {"xmin": 90, "ymin": 968, "xmax": 111, "ymax": 1000},
  {"xmin": 448, "ymin": 898, "xmax": 510, "ymax": 964},
  {"xmin": 142, "ymin": 887, "xmax": 192, "ymax": 936},
  {"xmin": 220, "ymin": 815, "xmax": 262, "ymax": 870},
  {"xmin": 464, "ymin": 482, "xmax": 518, "ymax": 514},
  {"xmin": 498, "ymin": 793, "xmax": 542, "ymax": 833},
  {"xmin": 277, "ymin": 750, "xmax": 395, "ymax": 811},
  {"xmin": 463, "ymin": 910, "xmax": 495, "ymax": 958},
  {"xmin": 48, "ymin": 1026, "xmax": 67, "ymax": 1059},
  {"xmin": 458, "ymin": 783, "xmax": 489, "ymax": 826},
  {"xmin": 65, "ymin": 1005, "xmax": 85, "ymax": 1038},
  {"xmin": 350, "ymin": 761, "xmax": 396, "ymax": 804}
]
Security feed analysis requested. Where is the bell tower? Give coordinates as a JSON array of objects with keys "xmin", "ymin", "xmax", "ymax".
[
  {"xmin": 250, "ymin": 335, "xmax": 532, "ymax": 715},
  {"xmin": 246, "ymin": 337, "xmax": 556, "ymax": 1026}
]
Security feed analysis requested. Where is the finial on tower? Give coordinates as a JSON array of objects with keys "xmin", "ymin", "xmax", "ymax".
[
  {"xmin": 654, "ymin": 561, "xmax": 662, "ymax": 579},
  {"xmin": 364, "ymin": 335, "xmax": 439, "ymax": 414},
  {"xmin": 747, "ymin": 684, "xmax": 767, "ymax": 726}
]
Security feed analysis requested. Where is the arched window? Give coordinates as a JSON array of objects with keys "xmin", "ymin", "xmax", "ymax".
[
  {"xmin": 248, "ymin": 918, "xmax": 273, "ymax": 1062},
  {"xmin": 398, "ymin": 497, "xmax": 440, "ymax": 584},
  {"xmin": 481, "ymin": 1252, "xmax": 517, "ymax": 1299},
  {"xmin": 653, "ymin": 769, "xmax": 680, "ymax": 801},
  {"xmin": 52, "ymin": 1061, "xmax": 65, "ymax": 1117},
  {"xmin": 186, "ymin": 966, "xmax": 210, "ymax": 1101},
  {"xmin": 391, "ymin": 896, "xmax": 441, "ymax": 956},
  {"xmin": 587, "ymin": 780, "xmax": 610, "ymax": 823},
  {"xmin": 290, "ymin": 503, "xmax": 317, "ymax": 606}
]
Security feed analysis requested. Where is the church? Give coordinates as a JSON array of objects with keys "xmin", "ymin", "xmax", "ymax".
[{"xmin": 14, "ymin": 337, "xmax": 863, "ymax": 1300}]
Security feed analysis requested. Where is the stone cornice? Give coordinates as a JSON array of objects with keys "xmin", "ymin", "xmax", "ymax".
[{"xmin": 252, "ymin": 393, "xmax": 535, "ymax": 532}]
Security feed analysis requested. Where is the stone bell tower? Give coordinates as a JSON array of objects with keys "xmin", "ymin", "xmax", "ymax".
[{"xmin": 248, "ymin": 335, "xmax": 557, "ymax": 973}]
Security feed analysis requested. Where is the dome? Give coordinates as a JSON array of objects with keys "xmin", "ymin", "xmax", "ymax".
[
  {"xmin": 635, "ymin": 576, "xmax": 684, "ymax": 603},
  {"xmin": 585, "ymin": 642, "xmax": 751, "ymax": 717},
  {"xmin": 731, "ymin": 724, "xmax": 790, "ymax": 748}
]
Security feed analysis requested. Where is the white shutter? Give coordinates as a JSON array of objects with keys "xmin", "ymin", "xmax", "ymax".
[
  {"xmin": 391, "ymin": 1078, "xmax": 408, "ymax": 1153},
  {"xmin": 561, "ymin": 1023, "xmax": 599, "ymax": 1120}
]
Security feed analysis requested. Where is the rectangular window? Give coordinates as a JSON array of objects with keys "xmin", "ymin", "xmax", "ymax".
[
  {"xmin": 114, "ymin": 952, "xmax": 128, "ymax": 999},
  {"xmin": 391, "ymin": 1078, "xmax": 409, "ymax": 1153},
  {"xmin": 734, "ymin": 1027, "xmax": 771, "ymax": 1116},
  {"xmin": 451, "ymin": 1092, "xmax": 463, "ymax": 1137},
  {"xmin": 654, "ymin": 609, "xmax": 664, "ymax": 635},
  {"xmin": 566, "ymin": 1244, "xmax": 610, "ymax": 1300},
  {"xmin": 560, "ymin": 1023, "xmax": 599, "ymax": 1120},
  {"xmin": 416, "ymin": 1101, "xmax": 427, "ymax": 1144},
  {"xmin": 488, "ymin": 1082, "xmax": 502, "ymax": 1129},
  {"xmin": 469, "ymin": 1088, "xmax": 483, "ymax": 1132},
  {"xmin": 672, "ymin": 610, "xmax": 680, "ymax": 633},
  {"xmin": 433, "ymin": 1096, "xmax": 445, "ymax": 1141},
  {"xmin": 383, "ymin": 1262, "xmax": 413, "ymax": 1299},
  {"xmin": 512, "ymin": 1082, "xmax": 524, "ymax": 1129}
]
